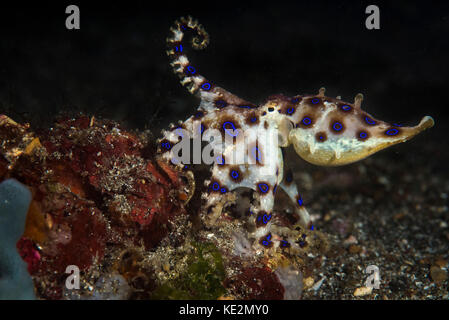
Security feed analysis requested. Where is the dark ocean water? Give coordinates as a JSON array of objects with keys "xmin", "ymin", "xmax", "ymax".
[{"xmin": 0, "ymin": 1, "xmax": 447, "ymax": 133}]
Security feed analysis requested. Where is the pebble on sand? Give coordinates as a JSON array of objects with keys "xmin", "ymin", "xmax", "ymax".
[
  {"xmin": 353, "ymin": 286, "xmax": 373, "ymax": 297},
  {"xmin": 430, "ymin": 266, "xmax": 448, "ymax": 284},
  {"xmin": 303, "ymin": 277, "xmax": 315, "ymax": 290}
]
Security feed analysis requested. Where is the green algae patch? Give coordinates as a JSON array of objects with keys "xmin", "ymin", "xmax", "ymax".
[{"xmin": 152, "ymin": 242, "xmax": 226, "ymax": 300}]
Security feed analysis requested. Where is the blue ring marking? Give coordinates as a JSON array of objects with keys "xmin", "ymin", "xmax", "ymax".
[
  {"xmin": 223, "ymin": 121, "xmax": 239, "ymax": 137},
  {"xmin": 291, "ymin": 97, "xmax": 299, "ymax": 103},
  {"xmin": 183, "ymin": 165, "xmax": 189, "ymax": 170},
  {"xmin": 250, "ymin": 117, "xmax": 257, "ymax": 122},
  {"xmin": 287, "ymin": 107, "xmax": 295, "ymax": 115},
  {"xmin": 181, "ymin": 24, "xmax": 187, "ymax": 30},
  {"xmin": 174, "ymin": 44, "xmax": 183, "ymax": 52},
  {"xmin": 231, "ymin": 170, "xmax": 239, "ymax": 179},
  {"xmin": 341, "ymin": 104, "xmax": 351, "ymax": 111},
  {"xmin": 200, "ymin": 124, "xmax": 205, "ymax": 134},
  {"xmin": 385, "ymin": 128, "xmax": 399, "ymax": 136},
  {"xmin": 302, "ymin": 234, "xmax": 307, "ymax": 239},
  {"xmin": 258, "ymin": 183, "xmax": 269, "ymax": 193},
  {"xmin": 311, "ymin": 98, "xmax": 320, "ymax": 104},
  {"xmin": 318, "ymin": 134, "xmax": 325, "ymax": 141},
  {"xmin": 281, "ymin": 240, "xmax": 289, "ymax": 247},
  {"xmin": 161, "ymin": 142, "xmax": 172, "ymax": 150},
  {"xmin": 185, "ymin": 65, "xmax": 196, "ymax": 75},
  {"xmin": 332, "ymin": 121, "xmax": 343, "ymax": 131},
  {"xmin": 299, "ymin": 241, "xmax": 306, "ymax": 248},
  {"xmin": 175, "ymin": 127, "xmax": 183, "ymax": 137},
  {"xmin": 201, "ymin": 82, "xmax": 211, "ymax": 91},
  {"xmin": 393, "ymin": 123, "xmax": 404, "ymax": 127},
  {"xmin": 251, "ymin": 146, "xmax": 262, "ymax": 162},
  {"xmin": 364, "ymin": 116, "xmax": 376, "ymax": 125},
  {"xmin": 273, "ymin": 185, "xmax": 277, "ymax": 194},
  {"xmin": 310, "ymin": 225, "xmax": 315, "ymax": 231},
  {"xmin": 215, "ymin": 100, "xmax": 227, "ymax": 108},
  {"xmin": 216, "ymin": 156, "xmax": 225, "ymax": 165},
  {"xmin": 262, "ymin": 234, "xmax": 272, "ymax": 246},
  {"xmin": 220, "ymin": 187, "xmax": 227, "ymax": 193},
  {"xmin": 297, "ymin": 195, "xmax": 303, "ymax": 206},
  {"xmin": 302, "ymin": 117, "xmax": 312, "ymax": 126},
  {"xmin": 359, "ymin": 131, "xmax": 368, "ymax": 139},
  {"xmin": 262, "ymin": 214, "xmax": 272, "ymax": 224},
  {"xmin": 212, "ymin": 182, "xmax": 220, "ymax": 191}
]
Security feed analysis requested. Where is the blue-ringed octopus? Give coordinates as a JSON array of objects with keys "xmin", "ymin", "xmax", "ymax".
[{"xmin": 157, "ymin": 16, "xmax": 434, "ymax": 254}]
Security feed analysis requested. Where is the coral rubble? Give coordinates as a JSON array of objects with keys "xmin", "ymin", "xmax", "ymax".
[{"xmin": 0, "ymin": 114, "xmax": 328, "ymax": 300}]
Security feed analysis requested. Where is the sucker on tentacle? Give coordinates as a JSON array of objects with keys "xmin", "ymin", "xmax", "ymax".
[{"xmin": 159, "ymin": 16, "xmax": 435, "ymax": 254}]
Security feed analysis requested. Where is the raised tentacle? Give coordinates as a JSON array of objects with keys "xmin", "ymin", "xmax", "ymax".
[{"xmin": 166, "ymin": 16, "xmax": 256, "ymax": 111}]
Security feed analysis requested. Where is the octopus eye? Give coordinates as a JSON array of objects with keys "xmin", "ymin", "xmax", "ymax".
[{"xmin": 385, "ymin": 128, "xmax": 399, "ymax": 136}]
